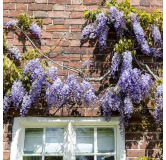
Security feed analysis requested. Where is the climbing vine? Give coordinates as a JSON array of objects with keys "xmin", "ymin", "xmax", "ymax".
[{"xmin": 3, "ymin": 0, "xmax": 163, "ymax": 139}]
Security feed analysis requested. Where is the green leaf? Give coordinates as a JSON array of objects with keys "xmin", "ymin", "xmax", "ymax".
[
  {"xmin": 151, "ymin": 102, "xmax": 155, "ymax": 109},
  {"xmin": 84, "ymin": 10, "xmax": 90, "ymax": 18}
]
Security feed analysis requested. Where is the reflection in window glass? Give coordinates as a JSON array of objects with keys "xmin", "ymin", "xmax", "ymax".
[
  {"xmin": 76, "ymin": 156, "xmax": 94, "ymax": 160},
  {"xmin": 24, "ymin": 128, "xmax": 43, "ymax": 154},
  {"xmin": 75, "ymin": 128, "xmax": 94, "ymax": 153},
  {"xmin": 23, "ymin": 156, "xmax": 42, "ymax": 160},
  {"xmin": 45, "ymin": 128, "xmax": 64, "ymax": 154},
  {"xmin": 97, "ymin": 128, "xmax": 114, "ymax": 153},
  {"xmin": 45, "ymin": 156, "xmax": 63, "ymax": 160},
  {"xmin": 97, "ymin": 156, "xmax": 114, "ymax": 160}
]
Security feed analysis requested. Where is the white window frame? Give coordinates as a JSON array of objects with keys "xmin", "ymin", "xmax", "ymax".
[{"xmin": 10, "ymin": 117, "xmax": 126, "ymax": 160}]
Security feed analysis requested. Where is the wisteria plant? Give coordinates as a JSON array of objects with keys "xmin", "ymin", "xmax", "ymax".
[{"xmin": 3, "ymin": 0, "xmax": 163, "ymax": 137}]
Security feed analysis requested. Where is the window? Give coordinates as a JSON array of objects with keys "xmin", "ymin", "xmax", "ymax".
[{"xmin": 10, "ymin": 117, "xmax": 126, "ymax": 160}]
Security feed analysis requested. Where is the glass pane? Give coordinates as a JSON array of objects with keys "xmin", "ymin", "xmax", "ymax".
[
  {"xmin": 45, "ymin": 128, "xmax": 64, "ymax": 154},
  {"xmin": 24, "ymin": 128, "xmax": 43, "ymax": 154},
  {"xmin": 75, "ymin": 128, "xmax": 94, "ymax": 153},
  {"xmin": 97, "ymin": 156, "xmax": 114, "ymax": 160},
  {"xmin": 23, "ymin": 156, "xmax": 42, "ymax": 160},
  {"xmin": 76, "ymin": 156, "xmax": 94, "ymax": 160},
  {"xmin": 45, "ymin": 156, "xmax": 63, "ymax": 160},
  {"xmin": 97, "ymin": 128, "xmax": 114, "ymax": 153}
]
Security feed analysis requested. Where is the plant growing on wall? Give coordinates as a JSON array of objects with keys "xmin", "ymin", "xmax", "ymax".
[{"xmin": 3, "ymin": 0, "xmax": 163, "ymax": 136}]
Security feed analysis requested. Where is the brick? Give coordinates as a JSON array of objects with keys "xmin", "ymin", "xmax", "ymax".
[
  {"xmin": 64, "ymin": 47, "xmax": 87, "ymax": 54},
  {"xmin": 130, "ymin": 0, "xmax": 140, "ymax": 6},
  {"xmin": 3, "ymin": 11, "xmax": 9, "ymax": 17},
  {"xmin": 72, "ymin": 0, "xmax": 82, "ymax": 4},
  {"xmin": 3, "ymin": 134, "xmax": 12, "ymax": 142},
  {"xmin": 43, "ymin": 18, "xmax": 52, "ymax": 25},
  {"xmin": 53, "ymin": 4, "xmax": 65, "ymax": 10},
  {"xmin": 47, "ymin": 11, "xmax": 71, "ymax": 18},
  {"xmin": 48, "ymin": 54, "xmax": 69, "ymax": 61},
  {"xmin": 84, "ymin": 0, "xmax": 102, "ymax": 5},
  {"xmin": 3, "ymin": 4, "xmax": 15, "ymax": 10},
  {"xmin": 3, "ymin": 152, "xmax": 10, "ymax": 160},
  {"xmin": 5, "ymin": 32, "xmax": 14, "ymax": 39},
  {"xmin": 66, "ymin": 33, "xmax": 81, "ymax": 40},
  {"xmin": 9, "ymin": 11, "xmax": 33, "ymax": 17},
  {"xmin": 46, "ymin": 40, "xmax": 69, "ymax": 46},
  {"xmin": 3, "ymin": 125, "xmax": 12, "ymax": 133},
  {"xmin": 140, "ymin": 0, "xmax": 150, "ymax": 6},
  {"xmin": 65, "ymin": 19, "xmax": 86, "ymax": 24},
  {"xmin": 52, "ymin": 32, "xmax": 63, "ymax": 39},
  {"xmin": 71, "ymin": 25, "xmax": 82, "ymax": 32},
  {"xmin": 34, "ymin": 11, "xmax": 47, "ymax": 18},
  {"xmin": 36, "ymin": 0, "xmax": 47, "ymax": 3},
  {"xmin": 29, "ymin": 4, "xmax": 52, "ymax": 11},
  {"xmin": 125, "ymin": 141, "xmax": 139, "ymax": 149},
  {"xmin": 125, "ymin": 133, "xmax": 144, "ymax": 140},
  {"xmin": 140, "ymin": 141, "xmax": 162, "ymax": 149},
  {"xmin": 68, "ymin": 62, "xmax": 83, "ymax": 68},
  {"xmin": 41, "ymin": 32, "xmax": 52, "ymax": 39},
  {"xmin": 3, "ymin": 0, "xmax": 10, "ymax": 3},
  {"xmin": 151, "ymin": 0, "xmax": 163, "ymax": 6},
  {"xmin": 70, "ymin": 55, "xmax": 80, "ymax": 61},
  {"xmin": 48, "ymin": 0, "xmax": 71, "ymax": 4},
  {"xmin": 145, "ymin": 133, "xmax": 157, "ymax": 140},
  {"xmin": 11, "ymin": 0, "xmax": 34, "ymax": 3},
  {"xmin": 71, "ymin": 12, "xmax": 84, "ymax": 18},
  {"xmin": 3, "ymin": 142, "xmax": 11, "ymax": 150},
  {"xmin": 66, "ymin": 5, "xmax": 88, "ymax": 11},
  {"xmin": 86, "ymin": 108, "xmax": 101, "ymax": 116},
  {"xmin": 46, "ymin": 25, "xmax": 69, "ymax": 32},
  {"xmin": 7, "ymin": 39, "xmax": 31, "ymax": 46},
  {"xmin": 16, "ymin": 4, "xmax": 27, "ymax": 10},
  {"xmin": 53, "ymin": 19, "xmax": 65, "ymax": 25},
  {"xmin": 126, "ymin": 150, "xmax": 145, "ymax": 157}
]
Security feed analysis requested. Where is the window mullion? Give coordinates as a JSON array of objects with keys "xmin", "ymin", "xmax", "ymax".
[
  {"xmin": 42, "ymin": 127, "xmax": 46, "ymax": 160},
  {"xmin": 94, "ymin": 127, "xmax": 97, "ymax": 160}
]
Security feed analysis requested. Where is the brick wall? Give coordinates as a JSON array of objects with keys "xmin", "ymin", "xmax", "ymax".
[{"xmin": 3, "ymin": 0, "xmax": 163, "ymax": 159}]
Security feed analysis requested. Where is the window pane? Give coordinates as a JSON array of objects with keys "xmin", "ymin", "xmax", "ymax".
[
  {"xmin": 97, "ymin": 128, "xmax": 114, "ymax": 153},
  {"xmin": 97, "ymin": 156, "xmax": 114, "ymax": 160},
  {"xmin": 45, "ymin": 156, "xmax": 63, "ymax": 160},
  {"xmin": 75, "ymin": 128, "xmax": 94, "ymax": 153},
  {"xmin": 24, "ymin": 128, "xmax": 43, "ymax": 154},
  {"xmin": 23, "ymin": 156, "xmax": 42, "ymax": 160},
  {"xmin": 76, "ymin": 156, "xmax": 94, "ymax": 160},
  {"xmin": 45, "ymin": 128, "xmax": 64, "ymax": 154}
]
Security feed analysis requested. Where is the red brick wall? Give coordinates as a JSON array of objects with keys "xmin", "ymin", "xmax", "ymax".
[{"xmin": 3, "ymin": 0, "xmax": 163, "ymax": 159}]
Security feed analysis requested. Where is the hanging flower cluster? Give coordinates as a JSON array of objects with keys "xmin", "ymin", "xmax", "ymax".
[{"xmin": 3, "ymin": 59, "xmax": 97, "ymax": 117}]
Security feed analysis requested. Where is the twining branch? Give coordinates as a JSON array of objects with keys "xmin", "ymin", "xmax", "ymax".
[
  {"xmin": 133, "ymin": 53, "xmax": 159, "ymax": 80},
  {"xmin": 16, "ymin": 26, "xmax": 81, "ymax": 74},
  {"xmin": 85, "ymin": 70, "xmax": 111, "ymax": 81}
]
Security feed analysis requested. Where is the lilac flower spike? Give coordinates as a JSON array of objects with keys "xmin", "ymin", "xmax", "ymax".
[
  {"xmin": 4, "ymin": 20, "xmax": 18, "ymax": 27},
  {"xmin": 30, "ymin": 23, "xmax": 42, "ymax": 38}
]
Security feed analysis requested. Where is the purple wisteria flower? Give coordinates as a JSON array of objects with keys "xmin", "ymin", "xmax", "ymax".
[
  {"xmin": 154, "ymin": 84, "xmax": 163, "ymax": 126},
  {"xmin": 11, "ymin": 80, "xmax": 26, "ymax": 109},
  {"xmin": 20, "ymin": 94, "xmax": 32, "ymax": 117},
  {"xmin": 8, "ymin": 45, "xmax": 22, "ymax": 60},
  {"xmin": 150, "ymin": 48, "xmax": 163, "ymax": 58},
  {"xmin": 81, "ymin": 23, "xmax": 97, "ymax": 41},
  {"xmin": 30, "ymin": 23, "xmax": 42, "ymax": 38},
  {"xmin": 4, "ymin": 20, "xmax": 18, "ymax": 27},
  {"xmin": 131, "ymin": 15, "xmax": 151, "ymax": 56},
  {"xmin": 120, "ymin": 51, "xmax": 132, "ymax": 75},
  {"xmin": 151, "ymin": 25, "xmax": 163, "ymax": 47},
  {"xmin": 82, "ymin": 60, "xmax": 89, "ymax": 67},
  {"xmin": 48, "ymin": 66, "xmax": 58, "ymax": 82},
  {"xmin": 111, "ymin": 52, "xmax": 122, "ymax": 78},
  {"xmin": 3, "ymin": 95, "xmax": 11, "ymax": 114},
  {"xmin": 96, "ymin": 12, "xmax": 109, "ymax": 51},
  {"xmin": 109, "ymin": 7, "xmax": 126, "ymax": 36}
]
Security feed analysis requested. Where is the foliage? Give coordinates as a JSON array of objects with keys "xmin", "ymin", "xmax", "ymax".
[
  {"xmin": 3, "ymin": 31, "xmax": 8, "ymax": 49},
  {"xmin": 134, "ymin": 156, "xmax": 157, "ymax": 160}
]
